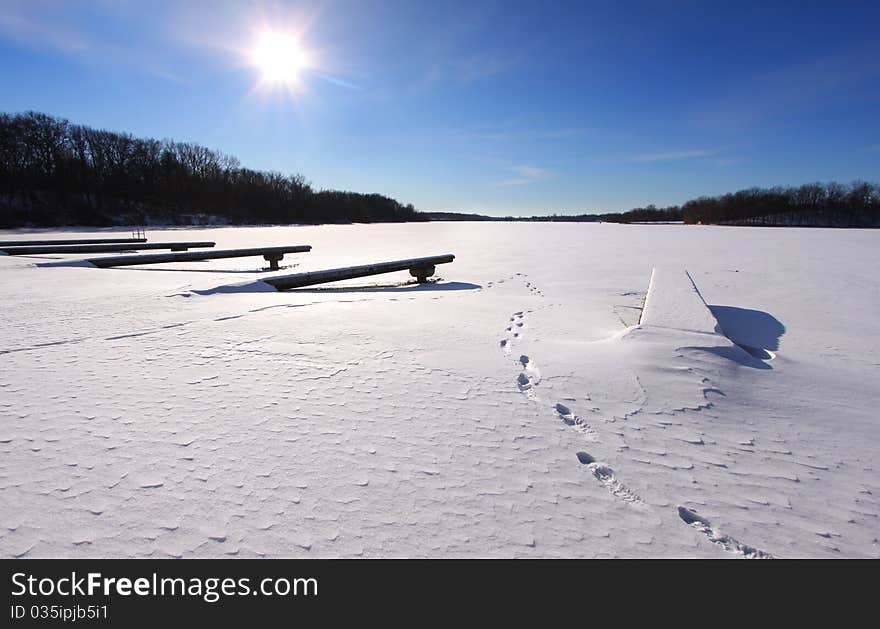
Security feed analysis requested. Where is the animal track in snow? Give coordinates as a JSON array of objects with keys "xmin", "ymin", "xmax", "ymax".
[
  {"xmin": 677, "ymin": 506, "xmax": 774, "ymax": 559},
  {"xmin": 576, "ymin": 452, "xmax": 644, "ymax": 506}
]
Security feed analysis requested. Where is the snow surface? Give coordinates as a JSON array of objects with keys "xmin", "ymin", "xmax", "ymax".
[{"xmin": 0, "ymin": 222, "xmax": 878, "ymax": 558}]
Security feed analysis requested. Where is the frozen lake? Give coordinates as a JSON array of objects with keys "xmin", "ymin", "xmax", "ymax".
[{"xmin": 1, "ymin": 222, "xmax": 878, "ymax": 558}]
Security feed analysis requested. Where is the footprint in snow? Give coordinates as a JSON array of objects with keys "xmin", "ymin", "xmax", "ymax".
[
  {"xmin": 677, "ymin": 506, "xmax": 774, "ymax": 559},
  {"xmin": 556, "ymin": 403, "xmax": 577, "ymax": 425},
  {"xmin": 556, "ymin": 403, "xmax": 598, "ymax": 441},
  {"xmin": 576, "ymin": 452, "xmax": 643, "ymax": 506}
]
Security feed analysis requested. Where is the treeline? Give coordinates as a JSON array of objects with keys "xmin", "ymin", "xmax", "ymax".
[
  {"xmin": 598, "ymin": 184, "xmax": 880, "ymax": 227},
  {"xmin": 519, "ymin": 205, "xmax": 683, "ymax": 223},
  {"xmin": 421, "ymin": 205, "xmax": 683, "ymax": 223},
  {"xmin": 567, "ymin": 183, "xmax": 879, "ymax": 227},
  {"xmin": 428, "ymin": 184, "xmax": 880, "ymax": 227},
  {"xmin": 680, "ymin": 183, "xmax": 880, "ymax": 227},
  {"xmin": 0, "ymin": 111, "xmax": 422, "ymax": 227},
  {"xmin": 423, "ymin": 205, "xmax": 684, "ymax": 223}
]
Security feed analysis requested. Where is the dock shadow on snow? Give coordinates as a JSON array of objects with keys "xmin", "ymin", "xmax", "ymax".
[
  {"xmin": 105, "ymin": 266, "xmax": 274, "ymax": 274},
  {"xmin": 681, "ymin": 344, "xmax": 773, "ymax": 370},
  {"xmin": 291, "ymin": 281, "xmax": 481, "ymax": 293},
  {"xmin": 38, "ymin": 259, "xmax": 294, "ymax": 274},
  {"xmin": 35, "ymin": 260, "xmax": 98, "ymax": 268},
  {"xmin": 709, "ymin": 305, "xmax": 785, "ymax": 362},
  {"xmin": 191, "ymin": 280, "xmax": 277, "ymax": 295},
  {"xmin": 191, "ymin": 280, "xmax": 480, "ymax": 296}
]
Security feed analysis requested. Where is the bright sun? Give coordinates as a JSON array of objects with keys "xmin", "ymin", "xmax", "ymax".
[{"xmin": 251, "ymin": 30, "xmax": 309, "ymax": 85}]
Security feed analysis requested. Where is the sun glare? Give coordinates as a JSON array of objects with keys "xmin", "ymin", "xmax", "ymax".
[{"xmin": 251, "ymin": 30, "xmax": 309, "ymax": 86}]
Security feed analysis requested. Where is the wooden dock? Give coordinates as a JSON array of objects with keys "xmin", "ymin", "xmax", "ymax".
[
  {"xmin": 1, "ymin": 242, "xmax": 216, "ymax": 255},
  {"xmin": 88, "ymin": 246, "xmax": 312, "ymax": 269},
  {"xmin": 263, "ymin": 254, "xmax": 455, "ymax": 290},
  {"xmin": 0, "ymin": 237, "xmax": 147, "ymax": 247}
]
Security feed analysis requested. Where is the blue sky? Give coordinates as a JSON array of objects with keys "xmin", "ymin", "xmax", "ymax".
[{"xmin": 1, "ymin": 0, "xmax": 878, "ymax": 215}]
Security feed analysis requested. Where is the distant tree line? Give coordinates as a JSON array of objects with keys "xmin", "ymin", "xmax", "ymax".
[
  {"xmin": 425, "ymin": 183, "xmax": 880, "ymax": 227},
  {"xmin": 680, "ymin": 183, "xmax": 880, "ymax": 227},
  {"xmin": 520, "ymin": 205, "xmax": 685, "ymax": 224},
  {"xmin": 421, "ymin": 205, "xmax": 684, "ymax": 223},
  {"xmin": 0, "ymin": 111, "xmax": 422, "ymax": 227},
  {"xmin": 423, "ymin": 205, "xmax": 685, "ymax": 224}
]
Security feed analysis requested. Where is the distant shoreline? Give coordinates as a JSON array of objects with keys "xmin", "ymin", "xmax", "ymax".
[{"xmin": 1, "ymin": 219, "xmax": 878, "ymax": 232}]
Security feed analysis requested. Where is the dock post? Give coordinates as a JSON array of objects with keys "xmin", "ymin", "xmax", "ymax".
[
  {"xmin": 264, "ymin": 253, "xmax": 283, "ymax": 271},
  {"xmin": 410, "ymin": 265, "xmax": 435, "ymax": 283}
]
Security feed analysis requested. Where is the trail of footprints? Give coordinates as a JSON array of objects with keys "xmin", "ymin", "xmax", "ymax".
[
  {"xmin": 499, "ymin": 311, "xmax": 525, "ymax": 354},
  {"xmin": 499, "ymin": 307, "xmax": 642, "ymax": 507},
  {"xmin": 497, "ymin": 286, "xmax": 774, "ymax": 557},
  {"xmin": 487, "ymin": 272, "xmax": 544, "ymax": 297},
  {"xmin": 524, "ymin": 279, "xmax": 544, "ymax": 297}
]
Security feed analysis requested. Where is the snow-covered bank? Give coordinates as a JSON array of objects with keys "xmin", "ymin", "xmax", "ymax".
[{"xmin": 0, "ymin": 222, "xmax": 877, "ymax": 558}]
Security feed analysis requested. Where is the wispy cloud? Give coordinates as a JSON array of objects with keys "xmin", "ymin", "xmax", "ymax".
[
  {"xmin": 309, "ymin": 71, "xmax": 363, "ymax": 91},
  {"xmin": 0, "ymin": 4, "xmax": 91, "ymax": 53},
  {"xmin": 0, "ymin": 2, "xmax": 189, "ymax": 83},
  {"xmin": 500, "ymin": 165, "xmax": 554, "ymax": 185},
  {"xmin": 531, "ymin": 127, "xmax": 588, "ymax": 141},
  {"xmin": 458, "ymin": 126, "xmax": 588, "ymax": 144},
  {"xmin": 423, "ymin": 53, "xmax": 512, "ymax": 86},
  {"xmin": 631, "ymin": 150, "xmax": 715, "ymax": 163},
  {"xmin": 692, "ymin": 43, "xmax": 880, "ymax": 130},
  {"xmin": 712, "ymin": 157, "xmax": 740, "ymax": 167},
  {"xmin": 393, "ymin": 3, "xmax": 536, "ymax": 95}
]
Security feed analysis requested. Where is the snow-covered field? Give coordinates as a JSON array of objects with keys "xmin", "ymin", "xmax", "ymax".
[{"xmin": 1, "ymin": 222, "xmax": 878, "ymax": 558}]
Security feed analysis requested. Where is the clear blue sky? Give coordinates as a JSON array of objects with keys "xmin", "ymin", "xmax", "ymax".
[{"xmin": 1, "ymin": 0, "xmax": 878, "ymax": 215}]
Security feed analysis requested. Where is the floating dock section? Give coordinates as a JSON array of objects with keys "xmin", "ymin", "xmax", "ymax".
[
  {"xmin": 1, "ymin": 242, "xmax": 215, "ymax": 255},
  {"xmin": 88, "ymin": 246, "xmax": 311, "ymax": 270},
  {"xmin": 639, "ymin": 268, "xmax": 721, "ymax": 335},
  {"xmin": 263, "ymin": 254, "xmax": 455, "ymax": 290},
  {"xmin": 0, "ymin": 237, "xmax": 147, "ymax": 247}
]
